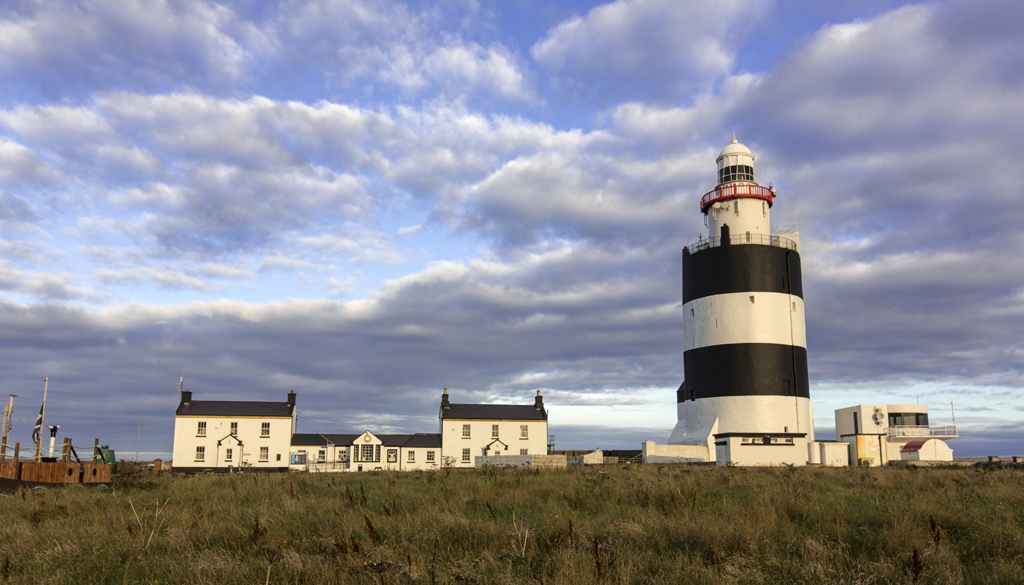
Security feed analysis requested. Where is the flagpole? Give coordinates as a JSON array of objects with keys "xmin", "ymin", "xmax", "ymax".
[{"xmin": 35, "ymin": 377, "xmax": 47, "ymax": 462}]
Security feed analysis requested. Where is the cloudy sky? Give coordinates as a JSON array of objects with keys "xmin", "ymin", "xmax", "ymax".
[{"xmin": 1, "ymin": 0, "xmax": 1021, "ymax": 458}]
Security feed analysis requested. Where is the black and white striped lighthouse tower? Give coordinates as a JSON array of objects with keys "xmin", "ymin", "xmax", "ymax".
[{"xmin": 669, "ymin": 138, "xmax": 814, "ymax": 465}]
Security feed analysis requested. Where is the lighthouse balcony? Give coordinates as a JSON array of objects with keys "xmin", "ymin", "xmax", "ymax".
[
  {"xmin": 701, "ymin": 183, "xmax": 775, "ymax": 214},
  {"xmin": 887, "ymin": 425, "xmax": 958, "ymax": 440},
  {"xmin": 688, "ymin": 232, "xmax": 798, "ymax": 253}
]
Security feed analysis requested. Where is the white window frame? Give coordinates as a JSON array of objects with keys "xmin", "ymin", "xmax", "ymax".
[
  {"xmin": 197, "ymin": 421, "xmax": 206, "ymax": 436},
  {"xmin": 492, "ymin": 424, "xmax": 499, "ymax": 438},
  {"xmin": 520, "ymin": 425, "xmax": 528, "ymax": 439},
  {"xmin": 461, "ymin": 448, "xmax": 470, "ymax": 463},
  {"xmin": 230, "ymin": 421, "xmax": 238, "ymax": 435},
  {"xmin": 408, "ymin": 450, "xmax": 415, "ymax": 463},
  {"xmin": 520, "ymin": 448, "xmax": 528, "ymax": 455},
  {"xmin": 259, "ymin": 446, "xmax": 269, "ymax": 461},
  {"xmin": 426, "ymin": 451, "xmax": 435, "ymax": 463},
  {"xmin": 225, "ymin": 448, "xmax": 233, "ymax": 461},
  {"xmin": 462, "ymin": 424, "xmax": 471, "ymax": 439},
  {"xmin": 261, "ymin": 422, "xmax": 270, "ymax": 437},
  {"xmin": 195, "ymin": 446, "xmax": 205, "ymax": 462}
]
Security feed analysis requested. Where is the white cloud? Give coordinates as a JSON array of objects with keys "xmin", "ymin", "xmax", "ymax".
[
  {"xmin": 0, "ymin": 0, "xmax": 266, "ymax": 98},
  {"xmin": 532, "ymin": 0, "xmax": 766, "ymax": 101}
]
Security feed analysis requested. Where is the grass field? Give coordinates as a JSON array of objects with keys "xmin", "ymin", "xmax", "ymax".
[{"xmin": 1, "ymin": 463, "xmax": 1022, "ymax": 584}]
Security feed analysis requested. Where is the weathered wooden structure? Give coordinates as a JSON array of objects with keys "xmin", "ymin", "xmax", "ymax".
[{"xmin": 0, "ymin": 438, "xmax": 112, "ymax": 491}]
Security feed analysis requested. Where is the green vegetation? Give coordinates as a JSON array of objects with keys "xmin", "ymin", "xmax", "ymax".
[{"xmin": 1, "ymin": 464, "xmax": 1023, "ymax": 584}]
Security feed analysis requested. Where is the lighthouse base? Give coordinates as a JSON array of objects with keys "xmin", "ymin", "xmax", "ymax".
[{"xmin": 668, "ymin": 395, "xmax": 815, "ymax": 466}]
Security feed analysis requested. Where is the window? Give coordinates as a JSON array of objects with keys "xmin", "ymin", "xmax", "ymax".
[
  {"xmin": 360, "ymin": 444, "xmax": 375, "ymax": 462},
  {"xmin": 259, "ymin": 447, "xmax": 268, "ymax": 461},
  {"xmin": 276, "ymin": 454, "xmax": 281, "ymax": 461},
  {"xmin": 492, "ymin": 424, "xmax": 499, "ymax": 438},
  {"xmin": 462, "ymin": 424, "xmax": 471, "ymax": 438},
  {"xmin": 462, "ymin": 448, "xmax": 470, "ymax": 463},
  {"xmin": 520, "ymin": 425, "xmax": 528, "ymax": 439},
  {"xmin": 230, "ymin": 422, "xmax": 238, "ymax": 435},
  {"xmin": 426, "ymin": 451, "xmax": 435, "ymax": 463},
  {"xmin": 261, "ymin": 422, "xmax": 270, "ymax": 437},
  {"xmin": 387, "ymin": 449, "xmax": 398, "ymax": 463},
  {"xmin": 749, "ymin": 295, "xmax": 755, "ymax": 303},
  {"xmin": 195, "ymin": 446, "xmax": 205, "ymax": 462},
  {"xmin": 318, "ymin": 450, "xmax": 326, "ymax": 461},
  {"xmin": 291, "ymin": 453, "xmax": 307, "ymax": 465},
  {"xmin": 520, "ymin": 449, "xmax": 528, "ymax": 455},
  {"xmin": 225, "ymin": 448, "xmax": 233, "ymax": 461},
  {"xmin": 197, "ymin": 421, "xmax": 206, "ymax": 436},
  {"xmin": 408, "ymin": 451, "xmax": 415, "ymax": 463}
]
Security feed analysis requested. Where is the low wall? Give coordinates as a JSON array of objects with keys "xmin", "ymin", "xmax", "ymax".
[
  {"xmin": 642, "ymin": 440, "xmax": 710, "ymax": 464},
  {"xmin": 476, "ymin": 454, "xmax": 567, "ymax": 469}
]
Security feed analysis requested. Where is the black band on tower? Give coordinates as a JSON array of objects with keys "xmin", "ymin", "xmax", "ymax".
[
  {"xmin": 683, "ymin": 245, "xmax": 802, "ymax": 303},
  {"xmin": 679, "ymin": 344, "xmax": 809, "ymax": 401}
]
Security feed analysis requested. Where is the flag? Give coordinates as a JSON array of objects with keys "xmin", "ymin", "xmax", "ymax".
[{"xmin": 31, "ymin": 402, "xmax": 43, "ymax": 444}]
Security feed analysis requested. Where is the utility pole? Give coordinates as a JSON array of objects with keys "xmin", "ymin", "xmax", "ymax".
[
  {"xmin": 1, "ymin": 394, "xmax": 15, "ymax": 461},
  {"xmin": 136, "ymin": 423, "xmax": 142, "ymax": 461}
]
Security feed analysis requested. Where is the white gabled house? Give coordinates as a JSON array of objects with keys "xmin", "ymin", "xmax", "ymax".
[
  {"xmin": 171, "ymin": 388, "xmax": 297, "ymax": 473},
  {"xmin": 171, "ymin": 388, "xmax": 550, "ymax": 473},
  {"xmin": 439, "ymin": 389, "xmax": 549, "ymax": 467},
  {"xmin": 288, "ymin": 431, "xmax": 442, "ymax": 472}
]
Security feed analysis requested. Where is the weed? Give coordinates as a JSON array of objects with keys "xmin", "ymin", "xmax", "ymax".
[
  {"xmin": 250, "ymin": 515, "xmax": 266, "ymax": 546},
  {"xmin": 364, "ymin": 514, "xmax": 380, "ymax": 544},
  {"xmin": 930, "ymin": 515, "xmax": 941, "ymax": 548}
]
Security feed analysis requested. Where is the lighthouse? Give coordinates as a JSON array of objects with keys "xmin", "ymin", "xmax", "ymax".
[{"xmin": 668, "ymin": 138, "xmax": 814, "ymax": 466}]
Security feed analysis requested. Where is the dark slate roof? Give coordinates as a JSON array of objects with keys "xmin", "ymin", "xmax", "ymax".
[
  {"xmin": 292, "ymin": 433, "xmax": 330, "ymax": 446},
  {"xmin": 176, "ymin": 400, "xmax": 294, "ymax": 417},
  {"xmin": 403, "ymin": 433, "xmax": 442, "ymax": 448},
  {"xmin": 290, "ymin": 432, "xmax": 442, "ymax": 448},
  {"xmin": 441, "ymin": 403, "xmax": 547, "ymax": 421}
]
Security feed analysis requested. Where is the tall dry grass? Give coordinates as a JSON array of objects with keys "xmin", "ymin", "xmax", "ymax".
[{"xmin": 0, "ymin": 464, "xmax": 1022, "ymax": 584}]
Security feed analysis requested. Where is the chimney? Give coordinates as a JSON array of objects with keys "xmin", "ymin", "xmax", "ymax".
[
  {"xmin": 441, "ymin": 388, "xmax": 450, "ymax": 410},
  {"xmin": 287, "ymin": 390, "xmax": 296, "ymax": 406},
  {"xmin": 180, "ymin": 388, "xmax": 192, "ymax": 405},
  {"xmin": 534, "ymin": 390, "xmax": 543, "ymax": 410}
]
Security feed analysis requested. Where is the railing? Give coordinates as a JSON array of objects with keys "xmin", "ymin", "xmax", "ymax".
[
  {"xmin": 701, "ymin": 183, "xmax": 774, "ymax": 214},
  {"xmin": 888, "ymin": 425, "xmax": 958, "ymax": 438},
  {"xmin": 688, "ymin": 233, "xmax": 799, "ymax": 253},
  {"xmin": 308, "ymin": 460, "xmax": 349, "ymax": 472}
]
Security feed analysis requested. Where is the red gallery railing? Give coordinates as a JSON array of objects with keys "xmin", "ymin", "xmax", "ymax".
[{"xmin": 700, "ymin": 183, "xmax": 775, "ymax": 214}]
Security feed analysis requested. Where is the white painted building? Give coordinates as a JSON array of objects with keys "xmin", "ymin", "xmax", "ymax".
[
  {"xmin": 835, "ymin": 404, "xmax": 957, "ymax": 466},
  {"xmin": 171, "ymin": 388, "xmax": 297, "ymax": 473},
  {"xmin": 289, "ymin": 431, "xmax": 442, "ymax": 472},
  {"xmin": 171, "ymin": 388, "xmax": 550, "ymax": 473},
  {"xmin": 646, "ymin": 138, "xmax": 815, "ymax": 466},
  {"xmin": 439, "ymin": 389, "xmax": 549, "ymax": 468}
]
